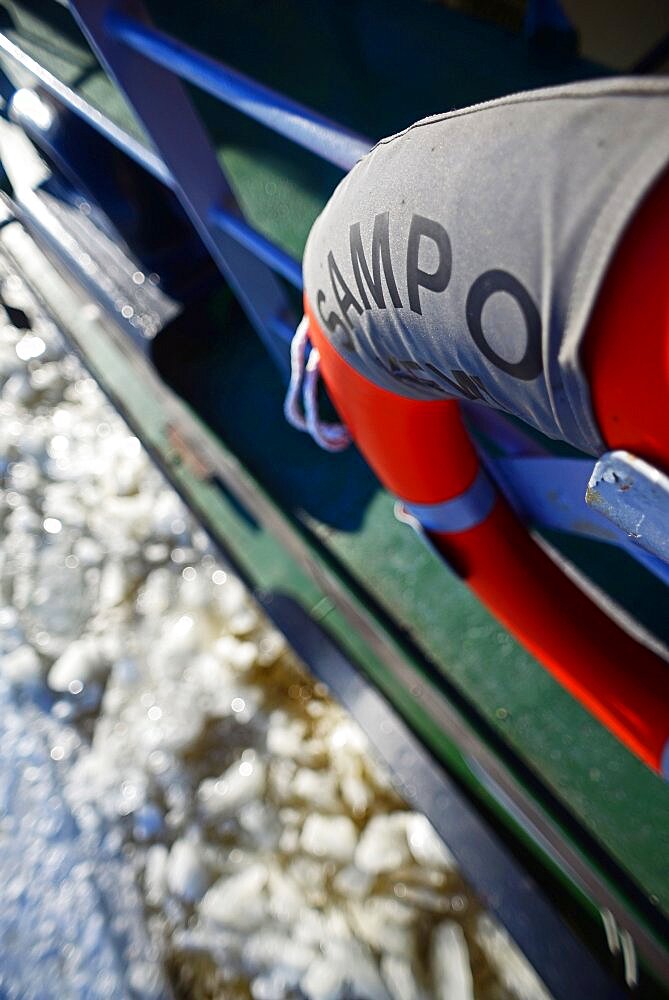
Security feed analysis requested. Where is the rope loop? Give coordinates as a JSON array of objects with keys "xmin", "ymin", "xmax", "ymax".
[{"xmin": 284, "ymin": 316, "xmax": 352, "ymax": 453}]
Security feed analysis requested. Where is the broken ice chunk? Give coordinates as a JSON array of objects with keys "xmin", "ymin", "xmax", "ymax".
[
  {"xmin": 166, "ymin": 839, "xmax": 210, "ymax": 904},
  {"xmin": 300, "ymin": 813, "xmax": 357, "ymax": 864},
  {"xmin": 381, "ymin": 954, "xmax": 429, "ymax": 1000},
  {"xmin": 300, "ymin": 958, "xmax": 349, "ymax": 1000},
  {"xmin": 293, "ymin": 767, "xmax": 340, "ymax": 811},
  {"xmin": 406, "ymin": 814, "xmax": 456, "ymax": 871},
  {"xmin": 355, "ymin": 813, "xmax": 412, "ymax": 874},
  {"xmin": 198, "ymin": 758, "xmax": 266, "ymax": 821},
  {"xmin": 332, "ymin": 865, "xmax": 375, "ymax": 900},
  {"xmin": 144, "ymin": 844, "xmax": 169, "ymax": 907},
  {"xmin": 431, "ymin": 921, "xmax": 474, "ymax": 1000},
  {"xmin": 200, "ymin": 863, "xmax": 268, "ymax": 931},
  {"xmin": 2, "ymin": 643, "xmax": 41, "ymax": 684},
  {"xmin": 47, "ymin": 636, "xmax": 107, "ymax": 692}
]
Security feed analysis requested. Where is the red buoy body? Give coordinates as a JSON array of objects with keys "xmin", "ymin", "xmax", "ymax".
[
  {"xmin": 306, "ymin": 293, "xmax": 669, "ymax": 777},
  {"xmin": 292, "ymin": 79, "xmax": 669, "ymax": 777}
]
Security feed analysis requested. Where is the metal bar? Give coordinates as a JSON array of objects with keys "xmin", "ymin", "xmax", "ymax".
[
  {"xmin": 209, "ymin": 204, "xmax": 302, "ymax": 289},
  {"xmin": 105, "ymin": 10, "xmax": 372, "ymax": 171},
  {"xmin": 0, "ymin": 30, "xmax": 171, "ymax": 187},
  {"xmin": 70, "ymin": 0, "xmax": 294, "ymax": 374}
]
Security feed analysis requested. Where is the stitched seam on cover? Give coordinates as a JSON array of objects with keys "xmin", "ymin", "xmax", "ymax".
[{"xmin": 370, "ymin": 81, "xmax": 669, "ymax": 152}]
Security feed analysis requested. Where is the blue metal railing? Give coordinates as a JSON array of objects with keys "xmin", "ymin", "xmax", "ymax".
[
  {"xmin": 0, "ymin": 10, "xmax": 372, "ymax": 301},
  {"xmin": 0, "ymin": 29, "xmax": 171, "ymax": 186},
  {"xmin": 105, "ymin": 12, "xmax": 371, "ymax": 172}
]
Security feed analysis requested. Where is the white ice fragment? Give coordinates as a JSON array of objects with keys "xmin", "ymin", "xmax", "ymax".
[
  {"xmin": 300, "ymin": 959, "xmax": 349, "ymax": 1000},
  {"xmin": 1, "ymin": 644, "xmax": 41, "ymax": 684},
  {"xmin": 321, "ymin": 939, "xmax": 392, "ymax": 1000},
  {"xmin": 151, "ymin": 491, "xmax": 189, "ymax": 539},
  {"xmin": 431, "ymin": 922, "xmax": 474, "ymax": 1000},
  {"xmin": 198, "ymin": 758, "xmax": 266, "ymax": 820},
  {"xmin": 278, "ymin": 825, "xmax": 300, "ymax": 855},
  {"xmin": 143, "ymin": 542, "xmax": 169, "ymax": 563},
  {"xmin": 256, "ymin": 631, "xmax": 285, "ymax": 666},
  {"xmin": 381, "ymin": 955, "xmax": 429, "ymax": 1000},
  {"xmin": 113, "ymin": 657, "xmax": 139, "ymax": 687},
  {"xmin": 47, "ymin": 637, "xmax": 107, "ymax": 692},
  {"xmin": 3, "ymin": 371, "xmax": 36, "ymax": 405},
  {"xmin": 200, "ymin": 863, "xmax": 268, "ymax": 930},
  {"xmin": 347, "ymin": 897, "xmax": 415, "ymax": 957},
  {"xmin": 144, "ymin": 844, "xmax": 169, "ymax": 907},
  {"xmin": 268, "ymin": 757, "xmax": 298, "ymax": 803},
  {"xmin": 73, "ymin": 536, "xmax": 104, "ymax": 566},
  {"xmin": 332, "ymin": 865, "xmax": 375, "ymax": 900},
  {"xmin": 398, "ymin": 884, "xmax": 452, "ymax": 913},
  {"xmin": 238, "ymin": 801, "xmax": 281, "ymax": 850},
  {"xmin": 406, "ymin": 814, "xmax": 456, "ymax": 871},
  {"xmin": 250, "ymin": 971, "xmax": 296, "ymax": 1000},
  {"xmin": 215, "ymin": 635, "xmax": 258, "ymax": 671},
  {"xmin": 97, "ymin": 559, "xmax": 127, "ymax": 608},
  {"xmin": 329, "ymin": 720, "xmax": 368, "ymax": 754},
  {"xmin": 266, "ymin": 711, "xmax": 307, "ymax": 757},
  {"xmin": 267, "ymin": 867, "xmax": 305, "ymax": 922},
  {"xmin": 301, "ymin": 813, "xmax": 357, "ymax": 863},
  {"xmin": 227, "ymin": 606, "xmax": 259, "ymax": 636},
  {"xmin": 138, "ymin": 567, "xmax": 174, "ymax": 616},
  {"xmin": 166, "ymin": 839, "xmax": 210, "ymax": 904},
  {"xmin": 355, "ymin": 812, "xmax": 412, "ymax": 874},
  {"xmin": 180, "ymin": 572, "xmax": 211, "ymax": 610},
  {"xmin": 242, "ymin": 929, "xmax": 315, "ymax": 981},
  {"xmin": 213, "ymin": 575, "xmax": 247, "ymax": 620},
  {"xmin": 340, "ymin": 772, "xmax": 373, "ymax": 814},
  {"xmin": 293, "ymin": 767, "xmax": 340, "ymax": 810},
  {"xmin": 287, "ymin": 856, "xmax": 327, "ymax": 893},
  {"xmin": 110, "ymin": 453, "xmax": 145, "ymax": 496}
]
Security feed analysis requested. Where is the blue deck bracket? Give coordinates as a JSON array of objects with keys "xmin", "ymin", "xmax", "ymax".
[
  {"xmin": 586, "ymin": 451, "xmax": 669, "ymax": 565},
  {"xmin": 69, "ymin": 0, "xmax": 296, "ymax": 374}
]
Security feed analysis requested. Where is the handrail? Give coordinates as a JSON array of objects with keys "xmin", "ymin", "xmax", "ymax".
[
  {"xmin": 0, "ymin": 30, "xmax": 171, "ymax": 186},
  {"xmin": 105, "ymin": 11, "xmax": 372, "ymax": 172},
  {"xmin": 0, "ymin": 31, "xmax": 304, "ymax": 292}
]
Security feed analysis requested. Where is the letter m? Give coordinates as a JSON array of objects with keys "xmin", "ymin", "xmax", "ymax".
[{"xmin": 349, "ymin": 212, "xmax": 402, "ymax": 310}]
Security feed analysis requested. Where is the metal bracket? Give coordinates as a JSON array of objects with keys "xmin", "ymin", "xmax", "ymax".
[{"xmin": 586, "ymin": 451, "xmax": 669, "ymax": 565}]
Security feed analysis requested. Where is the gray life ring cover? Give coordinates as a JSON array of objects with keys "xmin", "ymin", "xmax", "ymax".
[{"xmin": 302, "ymin": 77, "xmax": 669, "ymax": 456}]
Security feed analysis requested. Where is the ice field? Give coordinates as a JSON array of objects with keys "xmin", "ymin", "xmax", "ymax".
[{"xmin": 0, "ymin": 264, "xmax": 549, "ymax": 999}]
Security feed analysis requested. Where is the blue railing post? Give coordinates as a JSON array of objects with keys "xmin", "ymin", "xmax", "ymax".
[{"xmin": 70, "ymin": 0, "xmax": 295, "ymax": 372}]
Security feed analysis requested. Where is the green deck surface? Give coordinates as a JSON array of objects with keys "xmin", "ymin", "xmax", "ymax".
[{"xmin": 1, "ymin": 0, "xmax": 668, "ymax": 981}]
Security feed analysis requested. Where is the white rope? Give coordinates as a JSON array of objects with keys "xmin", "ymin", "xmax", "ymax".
[
  {"xmin": 283, "ymin": 315, "xmax": 310, "ymax": 432},
  {"xmin": 303, "ymin": 347, "xmax": 352, "ymax": 452},
  {"xmin": 284, "ymin": 316, "xmax": 352, "ymax": 453}
]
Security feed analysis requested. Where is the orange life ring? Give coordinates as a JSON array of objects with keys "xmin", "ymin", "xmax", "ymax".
[{"xmin": 290, "ymin": 82, "xmax": 669, "ymax": 777}]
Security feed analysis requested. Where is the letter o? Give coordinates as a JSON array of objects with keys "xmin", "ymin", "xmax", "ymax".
[{"xmin": 466, "ymin": 270, "xmax": 542, "ymax": 381}]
